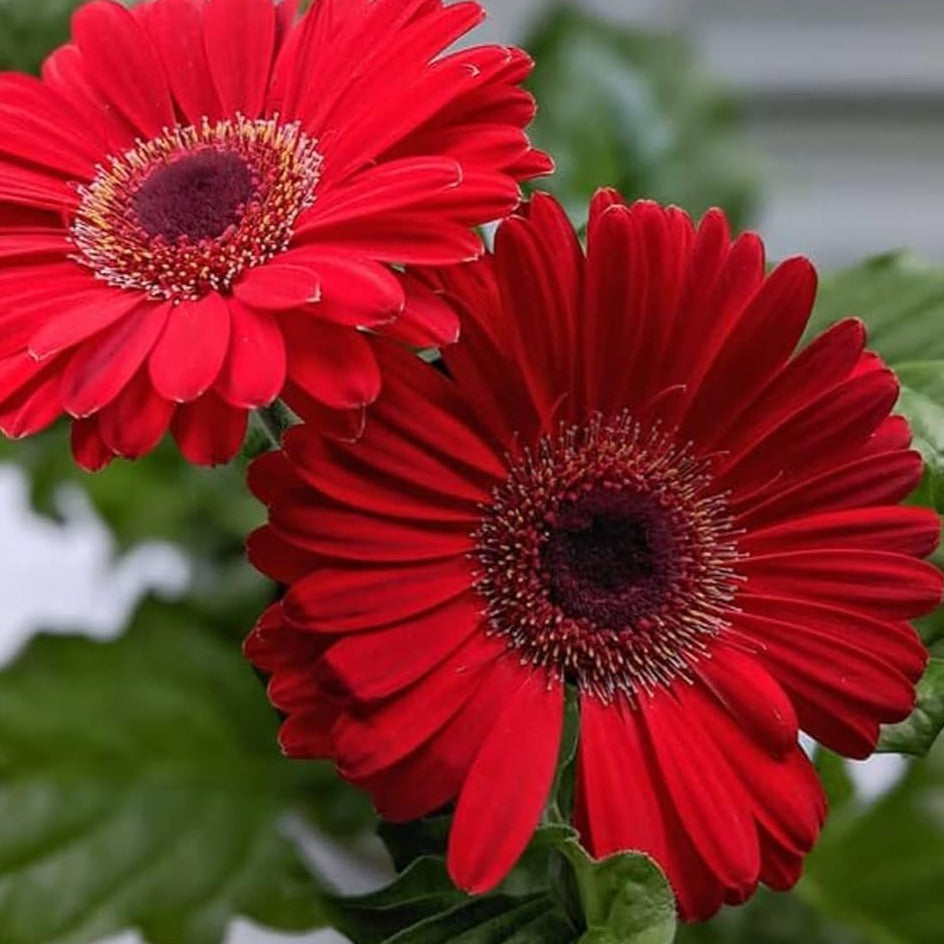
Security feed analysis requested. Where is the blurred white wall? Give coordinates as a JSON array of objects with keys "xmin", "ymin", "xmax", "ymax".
[{"xmin": 484, "ymin": 0, "xmax": 944, "ymax": 267}]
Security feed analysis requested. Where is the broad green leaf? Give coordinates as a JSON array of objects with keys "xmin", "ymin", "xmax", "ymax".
[
  {"xmin": 877, "ymin": 658, "xmax": 944, "ymax": 756},
  {"xmin": 808, "ymin": 253, "xmax": 944, "ymax": 364},
  {"xmin": 896, "ymin": 363, "xmax": 944, "ymax": 518},
  {"xmin": 381, "ymin": 894, "xmax": 574, "ymax": 944},
  {"xmin": 525, "ymin": 5, "xmax": 757, "ymax": 229},
  {"xmin": 555, "ymin": 840, "xmax": 676, "ymax": 944},
  {"xmin": 334, "ymin": 855, "xmax": 576, "ymax": 944},
  {"xmin": 332, "ymin": 857, "xmax": 468, "ymax": 944},
  {"xmin": 0, "ymin": 599, "xmax": 329, "ymax": 944}
]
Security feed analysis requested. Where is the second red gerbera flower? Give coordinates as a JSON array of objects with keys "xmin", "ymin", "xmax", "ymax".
[
  {"xmin": 0, "ymin": 0, "xmax": 550, "ymax": 468},
  {"xmin": 246, "ymin": 192, "xmax": 942, "ymax": 920}
]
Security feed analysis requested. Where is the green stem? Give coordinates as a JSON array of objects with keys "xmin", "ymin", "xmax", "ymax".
[{"xmin": 256, "ymin": 400, "xmax": 299, "ymax": 449}]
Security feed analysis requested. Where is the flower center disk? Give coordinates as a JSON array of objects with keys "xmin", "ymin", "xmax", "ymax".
[
  {"xmin": 473, "ymin": 414, "xmax": 741, "ymax": 702},
  {"xmin": 71, "ymin": 116, "xmax": 323, "ymax": 302}
]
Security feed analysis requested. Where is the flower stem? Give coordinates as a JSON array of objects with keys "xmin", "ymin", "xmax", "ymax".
[{"xmin": 255, "ymin": 400, "xmax": 299, "ymax": 450}]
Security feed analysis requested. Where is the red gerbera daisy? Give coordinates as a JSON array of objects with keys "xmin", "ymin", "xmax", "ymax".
[
  {"xmin": 244, "ymin": 192, "xmax": 943, "ymax": 920},
  {"xmin": 0, "ymin": 0, "xmax": 550, "ymax": 469}
]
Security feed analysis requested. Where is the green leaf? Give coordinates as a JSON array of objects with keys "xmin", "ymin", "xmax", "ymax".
[
  {"xmin": 895, "ymin": 363, "xmax": 944, "ymax": 517},
  {"xmin": 807, "ymin": 253, "xmax": 944, "ymax": 364},
  {"xmin": 334, "ymin": 855, "xmax": 576, "ymax": 944},
  {"xmin": 877, "ymin": 658, "xmax": 944, "ymax": 756},
  {"xmin": 332, "ymin": 857, "xmax": 467, "ymax": 944},
  {"xmin": 525, "ymin": 5, "xmax": 757, "ymax": 230},
  {"xmin": 0, "ymin": 599, "xmax": 328, "ymax": 944},
  {"xmin": 555, "ymin": 840, "xmax": 676, "ymax": 944},
  {"xmin": 382, "ymin": 894, "xmax": 574, "ymax": 944},
  {"xmin": 799, "ymin": 746, "xmax": 944, "ymax": 944}
]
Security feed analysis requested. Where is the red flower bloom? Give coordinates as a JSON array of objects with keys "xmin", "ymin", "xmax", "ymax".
[
  {"xmin": 0, "ymin": 0, "xmax": 550, "ymax": 468},
  {"xmin": 245, "ymin": 193, "xmax": 943, "ymax": 920}
]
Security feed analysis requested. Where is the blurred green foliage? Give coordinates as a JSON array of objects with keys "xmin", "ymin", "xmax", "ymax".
[
  {"xmin": 525, "ymin": 4, "xmax": 758, "ymax": 230},
  {"xmin": 0, "ymin": 599, "xmax": 331, "ymax": 944},
  {"xmin": 0, "ymin": 0, "xmax": 89, "ymax": 73}
]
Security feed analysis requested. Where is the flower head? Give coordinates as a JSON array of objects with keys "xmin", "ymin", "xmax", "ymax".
[
  {"xmin": 245, "ymin": 193, "xmax": 942, "ymax": 920},
  {"xmin": 0, "ymin": 0, "xmax": 550, "ymax": 468}
]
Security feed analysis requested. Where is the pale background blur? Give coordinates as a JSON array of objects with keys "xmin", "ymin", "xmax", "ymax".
[{"xmin": 0, "ymin": 1, "xmax": 938, "ymax": 942}]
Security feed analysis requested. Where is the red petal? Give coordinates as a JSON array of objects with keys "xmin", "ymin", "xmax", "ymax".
[
  {"xmin": 282, "ymin": 558, "xmax": 474, "ymax": 633},
  {"xmin": 282, "ymin": 317, "xmax": 381, "ymax": 410},
  {"xmin": 320, "ymin": 593, "xmax": 482, "ymax": 701},
  {"xmin": 304, "ymin": 252, "xmax": 404, "ymax": 328},
  {"xmin": 279, "ymin": 705, "xmax": 338, "ymax": 758},
  {"xmin": 282, "ymin": 423, "xmax": 480, "ymax": 524},
  {"xmin": 268, "ymin": 494, "xmax": 470, "ymax": 563},
  {"xmin": 696, "ymin": 646, "xmax": 798, "ymax": 758},
  {"xmin": 736, "ymin": 449, "xmax": 923, "ymax": 529},
  {"xmin": 734, "ymin": 604, "xmax": 925, "ymax": 755},
  {"xmin": 70, "ymin": 416, "xmax": 113, "ymax": 472},
  {"xmin": 741, "ymin": 549, "xmax": 943, "ymax": 620},
  {"xmin": 333, "ymin": 633, "xmax": 502, "ymax": 779},
  {"xmin": 71, "ymin": 1, "xmax": 175, "ymax": 137},
  {"xmin": 140, "ymin": 0, "xmax": 221, "ymax": 123},
  {"xmin": 98, "ymin": 367, "xmax": 174, "ymax": 459},
  {"xmin": 234, "ymin": 263, "xmax": 321, "ymax": 311},
  {"xmin": 28, "ymin": 289, "xmax": 143, "ymax": 362},
  {"xmin": 715, "ymin": 369, "xmax": 900, "ymax": 497},
  {"xmin": 448, "ymin": 670, "xmax": 563, "ymax": 893},
  {"xmin": 247, "ymin": 524, "xmax": 319, "ymax": 584},
  {"xmin": 303, "ymin": 157, "xmax": 463, "ymax": 231},
  {"xmin": 204, "ymin": 0, "xmax": 276, "ymax": 118},
  {"xmin": 61, "ymin": 301, "xmax": 170, "ymax": 417},
  {"xmin": 377, "ymin": 271, "xmax": 459, "ymax": 347},
  {"xmin": 360, "ymin": 655, "xmax": 518, "ymax": 824},
  {"xmin": 679, "ymin": 257, "xmax": 817, "ymax": 440},
  {"xmin": 215, "ymin": 300, "xmax": 286, "ymax": 408},
  {"xmin": 641, "ymin": 687, "xmax": 760, "ymax": 892},
  {"xmin": 702, "ymin": 318, "xmax": 865, "ymax": 457},
  {"xmin": 742, "ymin": 505, "xmax": 941, "ymax": 559},
  {"xmin": 170, "ymin": 390, "xmax": 247, "ymax": 465},
  {"xmin": 149, "ymin": 294, "xmax": 232, "ymax": 402},
  {"xmin": 0, "ymin": 363, "xmax": 63, "ymax": 438},
  {"xmin": 301, "ymin": 214, "xmax": 483, "ymax": 266}
]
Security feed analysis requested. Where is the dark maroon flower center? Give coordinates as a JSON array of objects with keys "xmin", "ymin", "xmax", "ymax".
[
  {"xmin": 543, "ymin": 489, "xmax": 678, "ymax": 627},
  {"xmin": 473, "ymin": 414, "xmax": 740, "ymax": 701},
  {"xmin": 132, "ymin": 150, "xmax": 256, "ymax": 243},
  {"xmin": 71, "ymin": 117, "xmax": 323, "ymax": 301}
]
